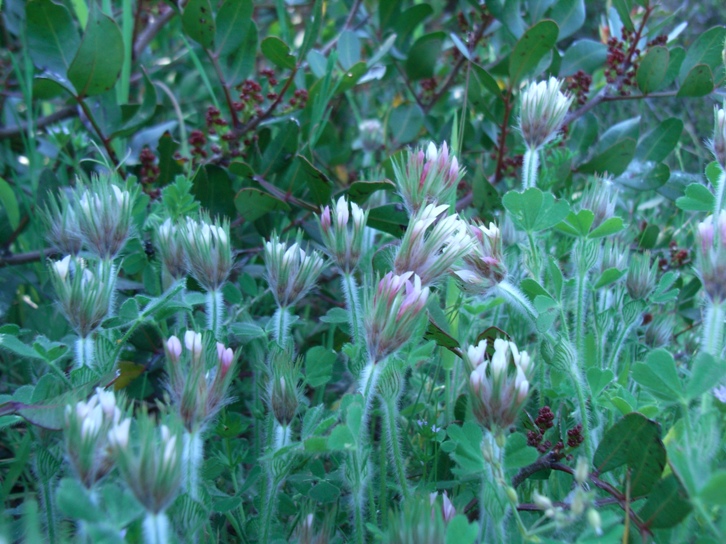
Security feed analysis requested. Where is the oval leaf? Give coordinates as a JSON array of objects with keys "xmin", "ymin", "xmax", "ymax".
[
  {"xmin": 261, "ymin": 36, "xmax": 296, "ymax": 70},
  {"xmin": 182, "ymin": 0, "xmax": 216, "ymax": 50},
  {"xmin": 636, "ymin": 46, "xmax": 669, "ymax": 95},
  {"xmin": 509, "ymin": 20, "xmax": 559, "ymax": 84}
]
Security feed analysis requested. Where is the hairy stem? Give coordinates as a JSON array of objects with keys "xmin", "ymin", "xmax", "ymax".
[
  {"xmin": 383, "ymin": 397, "xmax": 410, "ymax": 500},
  {"xmin": 142, "ymin": 511, "xmax": 169, "ymax": 544},
  {"xmin": 206, "ymin": 289, "xmax": 224, "ymax": 340},
  {"xmin": 74, "ymin": 336, "xmax": 95, "ymax": 369},
  {"xmin": 341, "ymin": 272, "xmax": 363, "ymax": 346},
  {"xmin": 522, "ymin": 146, "xmax": 540, "ymax": 189},
  {"xmin": 182, "ymin": 430, "xmax": 203, "ymax": 501}
]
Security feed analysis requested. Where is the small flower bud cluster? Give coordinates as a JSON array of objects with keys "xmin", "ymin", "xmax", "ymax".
[
  {"xmin": 626, "ymin": 251, "xmax": 657, "ymax": 300},
  {"xmin": 43, "ymin": 191, "xmax": 83, "ymax": 255},
  {"xmin": 75, "ymin": 177, "xmax": 137, "ymax": 261},
  {"xmin": 357, "ymin": 119, "xmax": 384, "ymax": 153},
  {"xmin": 466, "ymin": 338, "xmax": 533, "ymax": 430},
  {"xmin": 385, "ymin": 493, "xmax": 447, "ymax": 544},
  {"xmin": 696, "ymin": 211, "xmax": 726, "ymax": 302},
  {"xmin": 50, "ymin": 256, "xmax": 117, "ymax": 339},
  {"xmin": 453, "ymin": 222, "xmax": 507, "ymax": 294},
  {"xmin": 393, "ymin": 203, "xmax": 472, "ymax": 286},
  {"xmin": 318, "ymin": 196, "xmax": 368, "ymax": 273},
  {"xmin": 157, "ymin": 218, "xmax": 187, "ymax": 280},
  {"xmin": 519, "ymin": 77, "xmax": 573, "ymax": 150},
  {"xmin": 267, "ymin": 349, "xmax": 301, "ymax": 427},
  {"xmin": 264, "ymin": 233, "xmax": 326, "ymax": 308},
  {"xmin": 708, "ymin": 104, "xmax": 726, "ymax": 170},
  {"xmin": 44, "ymin": 175, "xmax": 137, "ymax": 262},
  {"xmin": 393, "ymin": 141, "xmax": 463, "ymax": 214},
  {"xmin": 429, "ymin": 491, "xmax": 456, "ymax": 523},
  {"xmin": 581, "ymin": 175, "xmax": 618, "ymax": 229},
  {"xmin": 64, "ymin": 388, "xmax": 123, "ymax": 488},
  {"xmin": 164, "ymin": 331, "xmax": 235, "ymax": 433},
  {"xmin": 365, "ymin": 272, "xmax": 430, "ymax": 362},
  {"xmin": 108, "ymin": 412, "xmax": 182, "ymax": 515},
  {"xmin": 181, "ymin": 216, "xmax": 232, "ymax": 291}
]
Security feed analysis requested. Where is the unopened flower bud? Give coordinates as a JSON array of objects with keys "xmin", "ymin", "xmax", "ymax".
[
  {"xmin": 575, "ymin": 456, "xmax": 589, "ymax": 485},
  {"xmin": 317, "ymin": 197, "xmax": 368, "ymax": 273},
  {"xmin": 519, "ymin": 77, "xmax": 573, "ymax": 150},
  {"xmin": 167, "ymin": 336, "xmax": 182, "ymax": 363},
  {"xmin": 184, "ymin": 331, "xmax": 203, "ymax": 361},
  {"xmin": 265, "ymin": 232, "xmax": 326, "ymax": 307},
  {"xmin": 587, "ymin": 508, "xmax": 602, "ymax": 535},
  {"xmin": 626, "ymin": 252, "xmax": 657, "ymax": 300}
]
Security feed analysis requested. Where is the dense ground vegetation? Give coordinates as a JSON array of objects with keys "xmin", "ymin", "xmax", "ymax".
[{"xmin": 1, "ymin": 0, "xmax": 726, "ymax": 542}]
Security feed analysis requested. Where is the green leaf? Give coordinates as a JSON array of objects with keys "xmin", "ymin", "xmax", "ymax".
[
  {"xmin": 445, "ymin": 515, "xmax": 478, "ymax": 544},
  {"xmin": 593, "ymin": 412, "xmax": 666, "ymax": 496},
  {"xmin": 593, "ymin": 267, "xmax": 626, "ymax": 289},
  {"xmin": 308, "ymin": 481, "xmax": 340, "ymax": 503},
  {"xmin": 338, "ymin": 30, "xmax": 360, "ymax": 70},
  {"xmin": 559, "ymin": 39, "xmax": 607, "ymax": 77},
  {"xmin": 67, "ymin": 9, "xmax": 123, "ymax": 97},
  {"xmin": 612, "ymin": 0, "xmax": 634, "ymax": 32},
  {"xmin": 234, "ymin": 188, "xmax": 291, "ymax": 222},
  {"xmin": 261, "ymin": 36, "xmax": 296, "ymax": 70},
  {"xmin": 367, "ymin": 204, "xmax": 409, "ymax": 237},
  {"xmin": 678, "ymin": 26, "xmax": 726, "ymax": 82},
  {"xmin": 446, "ymin": 422, "xmax": 486, "ymax": 475},
  {"xmin": 589, "ymin": 217, "xmax": 624, "ymax": 238},
  {"xmin": 215, "ymin": 0, "xmax": 252, "ymax": 56},
  {"xmin": 291, "ymin": 155, "xmax": 332, "ymax": 205},
  {"xmin": 347, "ymin": 179, "xmax": 396, "ymax": 203},
  {"xmin": 328, "ymin": 424, "xmax": 356, "ymax": 450},
  {"xmin": 686, "ymin": 352, "xmax": 726, "ymax": 401},
  {"xmin": 182, "ymin": 0, "xmax": 215, "ymax": 49},
  {"xmin": 192, "ymin": 165, "xmax": 236, "ymax": 219},
  {"xmin": 676, "ymin": 64, "xmax": 714, "ymax": 98},
  {"xmin": 26, "ymin": 0, "xmax": 80, "ymax": 78},
  {"xmin": 706, "ymin": 161, "xmax": 724, "ymax": 186},
  {"xmin": 471, "ymin": 63, "xmax": 502, "ymax": 97},
  {"xmin": 636, "ymin": 46, "xmax": 669, "ymax": 95},
  {"xmin": 637, "ymin": 474, "xmax": 691, "ymax": 528},
  {"xmin": 110, "ymin": 71, "xmax": 158, "ymax": 138},
  {"xmin": 56, "ymin": 478, "xmax": 103, "ymax": 522},
  {"xmin": 504, "ymin": 432, "xmax": 538, "ymax": 469},
  {"xmin": 261, "ymin": 119, "xmax": 299, "ymax": 175},
  {"xmin": 509, "ymin": 20, "xmax": 559, "ymax": 84},
  {"xmin": 556, "ymin": 210, "xmax": 594, "ymax": 237},
  {"xmin": 425, "ymin": 319, "xmax": 460, "ymax": 351},
  {"xmin": 502, "ymin": 188, "xmax": 571, "ymax": 233},
  {"xmin": 388, "ymin": 104, "xmax": 424, "ymax": 144},
  {"xmin": 305, "ymin": 346, "xmax": 336, "ymax": 388},
  {"xmin": 699, "ymin": 471, "xmax": 726, "ymax": 506},
  {"xmin": 0, "ymin": 333, "xmax": 45, "ymax": 361},
  {"xmin": 635, "ymin": 118, "xmax": 683, "ymax": 163},
  {"xmin": 0, "ymin": 177, "xmax": 19, "ymax": 230},
  {"xmin": 336, "ymin": 61, "xmax": 368, "ymax": 94},
  {"xmin": 587, "ymin": 367, "xmax": 614, "ymax": 398},
  {"xmin": 405, "ymin": 31, "xmax": 445, "ymax": 80},
  {"xmin": 675, "ymin": 183, "xmax": 714, "ymax": 212},
  {"xmin": 578, "ymin": 138, "xmax": 637, "ymax": 176},
  {"xmin": 659, "ymin": 46, "xmax": 685, "ymax": 90},
  {"xmin": 549, "ymin": 0, "xmax": 585, "ymax": 40},
  {"xmin": 631, "ymin": 349, "xmax": 684, "ymax": 403}
]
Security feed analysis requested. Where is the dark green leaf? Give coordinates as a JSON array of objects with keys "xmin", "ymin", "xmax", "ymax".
[
  {"xmin": 593, "ymin": 267, "xmax": 626, "ymax": 289},
  {"xmin": 215, "ymin": 0, "xmax": 252, "ymax": 56},
  {"xmin": 635, "ymin": 118, "xmax": 683, "ymax": 163},
  {"xmin": 509, "ymin": 20, "xmax": 559, "ymax": 84},
  {"xmin": 405, "ymin": 32, "xmax": 445, "ymax": 80},
  {"xmin": 593, "ymin": 412, "xmax": 666, "ymax": 496},
  {"xmin": 471, "ymin": 63, "xmax": 502, "ymax": 97},
  {"xmin": 308, "ymin": 481, "xmax": 340, "ymax": 503},
  {"xmin": 675, "ymin": 183, "xmax": 714, "ymax": 212},
  {"xmin": 192, "ymin": 165, "xmax": 236, "ymax": 219},
  {"xmin": 504, "ymin": 432, "xmax": 538, "ymax": 469},
  {"xmin": 637, "ymin": 474, "xmax": 691, "ymax": 528},
  {"xmin": 338, "ymin": 30, "xmax": 360, "ymax": 70},
  {"xmin": 388, "ymin": 104, "xmax": 424, "ymax": 144},
  {"xmin": 699, "ymin": 471, "xmax": 726, "ymax": 506},
  {"xmin": 612, "ymin": 0, "xmax": 634, "ymax": 32},
  {"xmin": 234, "ymin": 188, "xmax": 291, "ymax": 222},
  {"xmin": 68, "ymin": 9, "xmax": 123, "ymax": 97},
  {"xmin": 57, "ymin": 478, "xmax": 102, "ymax": 522},
  {"xmin": 445, "ymin": 515, "xmax": 479, "ymax": 544},
  {"xmin": 347, "ymin": 179, "xmax": 396, "ymax": 203},
  {"xmin": 328, "ymin": 424, "xmax": 356, "ymax": 450},
  {"xmin": 26, "ymin": 0, "xmax": 80, "ymax": 78},
  {"xmin": 110, "ymin": 71, "xmax": 158, "ymax": 139},
  {"xmin": 291, "ymin": 155, "xmax": 332, "ymax": 205},
  {"xmin": 678, "ymin": 26, "xmax": 726, "ymax": 82},
  {"xmin": 589, "ymin": 217, "xmax": 624, "ymax": 238},
  {"xmin": 587, "ymin": 367, "xmax": 614, "ymax": 398},
  {"xmin": 261, "ymin": 36, "xmax": 296, "ymax": 70},
  {"xmin": 336, "ymin": 61, "xmax": 368, "ymax": 94},
  {"xmin": 578, "ymin": 138, "xmax": 637, "ymax": 176},
  {"xmin": 182, "ymin": 0, "xmax": 215, "ymax": 49},
  {"xmin": 559, "ymin": 39, "xmax": 607, "ymax": 77},
  {"xmin": 677, "ymin": 64, "xmax": 714, "ymax": 98},
  {"xmin": 636, "ymin": 46, "xmax": 669, "ymax": 95},
  {"xmin": 549, "ymin": 0, "xmax": 585, "ymax": 40},
  {"xmin": 556, "ymin": 210, "xmax": 594, "ymax": 237},
  {"xmin": 367, "ymin": 204, "xmax": 409, "ymax": 237},
  {"xmin": 659, "ymin": 46, "xmax": 685, "ymax": 90},
  {"xmin": 261, "ymin": 119, "xmax": 299, "ymax": 175},
  {"xmin": 305, "ymin": 346, "xmax": 336, "ymax": 388}
]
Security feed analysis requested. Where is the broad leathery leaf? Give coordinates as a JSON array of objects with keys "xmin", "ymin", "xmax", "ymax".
[
  {"xmin": 182, "ymin": 0, "xmax": 215, "ymax": 50},
  {"xmin": 509, "ymin": 20, "xmax": 559, "ymax": 84}
]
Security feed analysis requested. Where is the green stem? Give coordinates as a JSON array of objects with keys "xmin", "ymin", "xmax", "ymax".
[
  {"xmin": 713, "ymin": 169, "xmax": 726, "ymax": 219},
  {"xmin": 41, "ymin": 479, "xmax": 56, "ymax": 544},
  {"xmin": 182, "ymin": 430, "xmax": 203, "ymax": 501},
  {"xmin": 569, "ymin": 363, "xmax": 594, "ymax": 461},
  {"xmin": 574, "ymin": 269, "xmax": 587, "ymax": 357},
  {"xmin": 341, "ymin": 273, "xmax": 363, "ymax": 346},
  {"xmin": 522, "ymin": 146, "xmax": 540, "ymax": 189},
  {"xmin": 383, "ymin": 398, "xmax": 410, "ymax": 500},
  {"xmin": 701, "ymin": 300, "xmax": 724, "ymax": 357},
  {"xmin": 206, "ymin": 289, "xmax": 224, "ymax": 340},
  {"xmin": 605, "ymin": 317, "xmax": 636, "ymax": 372},
  {"xmin": 351, "ymin": 450, "xmax": 366, "ymax": 544},
  {"xmin": 142, "ymin": 511, "xmax": 169, "ymax": 544},
  {"xmin": 273, "ymin": 305, "xmax": 292, "ymax": 349}
]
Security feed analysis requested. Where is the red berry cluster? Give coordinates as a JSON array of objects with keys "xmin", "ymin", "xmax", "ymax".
[
  {"xmin": 647, "ymin": 35, "xmax": 668, "ymax": 47},
  {"xmin": 566, "ymin": 424, "xmax": 584, "ymax": 448},
  {"xmin": 527, "ymin": 406, "xmax": 555, "ymax": 453},
  {"xmin": 605, "ymin": 28, "xmax": 641, "ymax": 95},
  {"xmin": 138, "ymin": 146, "xmax": 161, "ymax": 198},
  {"xmin": 421, "ymin": 77, "xmax": 438, "ymax": 100},
  {"xmin": 659, "ymin": 241, "xmax": 690, "ymax": 271},
  {"xmin": 566, "ymin": 70, "xmax": 592, "ymax": 106}
]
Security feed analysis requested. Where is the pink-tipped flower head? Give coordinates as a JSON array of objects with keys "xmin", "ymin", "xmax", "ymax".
[
  {"xmin": 394, "ymin": 204, "xmax": 473, "ymax": 286},
  {"xmin": 180, "ymin": 215, "xmax": 232, "ymax": 291},
  {"xmin": 468, "ymin": 338, "xmax": 534, "ymax": 430},
  {"xmin": 317, "ymin": 197, "xmax": 368, "ymax": 273},
  {"xmin": 393, "ymin": 141, "xmax": 465, "ymax": 214},
  {"xmin": 365, "ymin": 272, "xmax": 430, "ymax": 362},
  {"xmin": 265, "ymin": 232, "xmax": 326, "ymax": 307},
  {"xmin": 166, "ymin": 336, "xmax": 182, "ymax": 364},
  {"xmin": 519, "ymin": 77, "xmax": 573, "ymax": 150},
  {"xmin": 453, "ymin": 221, "xmax": 507, "ymax": 295},
  {"xmin": 696, "ymin": 211, "xmax": 726, "ymax": 302}
]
